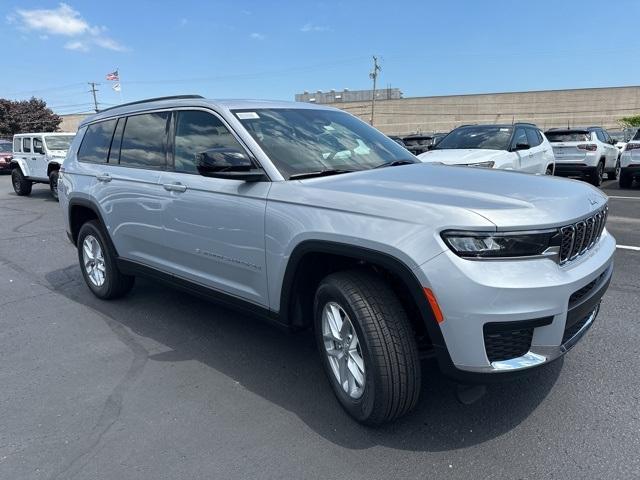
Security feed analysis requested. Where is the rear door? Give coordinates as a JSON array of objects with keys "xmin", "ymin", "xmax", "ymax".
[
  {"xmin": 83, "ymin": 113, "xmax": 169, "ymax": 268},
  {"xmin": 601, "ymin": 129, "xmax": 618, "ymax": 169},
  {"xmin": 158, "ymin": 109, "xmax": 270, "ymax": 306}
]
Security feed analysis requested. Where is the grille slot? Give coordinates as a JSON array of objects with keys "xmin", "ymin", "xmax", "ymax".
[
  {"xmin": 559, "ymin": 206, "xmax": 608, "ymax": 264},
  {"xmin": 562, "ymin": 312, "xmax": 593, "ymax": 344},
  {"xmin": 484, "ymin": 328, "xmax": 534, "ymax": 363}
]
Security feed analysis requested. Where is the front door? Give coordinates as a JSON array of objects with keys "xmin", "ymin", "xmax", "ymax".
[
  {"xmin": 31, "ymin": 136, "xmax": 48, "ymax": 179},
  {"xmin": 511, "ymin": 127, "xmax": 532, "ymax": 172},
  {"xmin": 158, "ymin": 109, "xmax": 270, "ymax": 307}
]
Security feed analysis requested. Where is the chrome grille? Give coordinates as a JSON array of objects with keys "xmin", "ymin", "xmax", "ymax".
[{"xmin": 559, "ymin": 206, "xmax": 608, "ymax": 264}]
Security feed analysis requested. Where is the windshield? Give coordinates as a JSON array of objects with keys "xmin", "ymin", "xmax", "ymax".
[
  {"xmin": 434, "ymin": 126, "xmax": 513, "ymax": 150},
  {"xmin": 633, "ymin": 130, "xmax": 640, "ymax": 141},
  {"xmin": 44, "ymin": 135, "xmax": 74, "ymax": 151},
  {"xmin": 234, "ymin": 108, "xmax": 416, "ymax": 179},
  {"xmin": 0, "ymin": 143, "xmax": 11, "ymax": 153},
  {"xmin": 545, "ymin": 131, "xmax": 591, "ymax": 142}
]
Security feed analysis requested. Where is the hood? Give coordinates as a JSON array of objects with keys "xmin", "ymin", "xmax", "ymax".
[
  {"xmin": 417, "ymin": 148, "xmax": 511, "ymax": 166},
  {"xmin": 289, "ymin": 163, "xmax": 607, "ymax": 230}
]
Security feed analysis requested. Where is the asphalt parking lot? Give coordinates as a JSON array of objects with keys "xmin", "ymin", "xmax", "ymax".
[{"xmin": 0, "ymin": 174, "xmax": 639, "ymax": 480}]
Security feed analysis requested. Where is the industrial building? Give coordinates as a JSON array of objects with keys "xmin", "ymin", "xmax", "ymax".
[
  {"xmin": 294, "ymin": 87, "xmax": 403, "ymax": 104},
  {"xmin": 330, "ymin": 85, "xmax": 640, "ymax": 136}
]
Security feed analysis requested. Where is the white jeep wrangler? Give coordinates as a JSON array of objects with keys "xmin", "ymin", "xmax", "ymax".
[{"xmin": 11, "ymin": 132, "xmax": 75, "ymax": 200}]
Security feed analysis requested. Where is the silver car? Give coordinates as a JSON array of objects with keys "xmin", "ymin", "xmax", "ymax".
[{"xmin": 59, "ymin": 96, "xmax": 615, "ymax": 424}]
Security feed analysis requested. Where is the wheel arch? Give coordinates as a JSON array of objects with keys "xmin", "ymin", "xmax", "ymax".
[
  {"xmin": 279, "ymin": 240, "xmax": 446, "ymax": 353},
  {"xmin": 47, "ymin": 162, "xmax": 62, "ymax": 177},
  {"xmin": 67, "ymin": 198, "xmax": 115, "ymax": 252}
]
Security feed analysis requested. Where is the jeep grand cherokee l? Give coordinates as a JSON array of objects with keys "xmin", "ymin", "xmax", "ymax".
[{"xmin": 59, "ymin": 95, "xmax": 615, "ymax": 425}]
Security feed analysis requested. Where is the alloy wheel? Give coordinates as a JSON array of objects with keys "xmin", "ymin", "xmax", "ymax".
[
  {"xmin": 321, "ymin": 302, "xmax": 366, "ymax": 399},
  {"xmin": 82, "ymin": 235, "xmax": 106, "ymax": 287}
]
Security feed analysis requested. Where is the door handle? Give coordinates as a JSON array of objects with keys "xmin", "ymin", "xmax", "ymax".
[
  {"xmin": 31, "ymin": 157, "xmax": 37, "ymax": 161},
  {"xmin": 163, "ymin": 182, "xmax": 187, "ymax": 193},
  {"xmin": 96, "ymin": 174, "xmax": 112, "ymax": 182}
]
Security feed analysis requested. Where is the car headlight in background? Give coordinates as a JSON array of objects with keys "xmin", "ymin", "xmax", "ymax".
[
  {"xmin": 461, "ymin": 161, "xmax": 495, "ymax": 168},
  {"xmin": 441, "ymin": 230, "xmax": 561, "ymax": 258}
]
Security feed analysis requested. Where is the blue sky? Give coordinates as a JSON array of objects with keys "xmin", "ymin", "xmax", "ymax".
[{"xmin": 2, "ymin": 0, "xmax": 640, "ymax": 115}]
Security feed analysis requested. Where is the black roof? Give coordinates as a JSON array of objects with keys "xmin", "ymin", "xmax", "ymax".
[{"xmin": 98, "ymin": 95, "xmax": 204, "ymax": 113}]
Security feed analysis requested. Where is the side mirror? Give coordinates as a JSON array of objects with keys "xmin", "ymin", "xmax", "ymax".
[
  {"xmin": 512, "ymin": 143, "xmax": 530, "ymax": 151},
  {"xmin": 196, "ymin": 148, "xmax": 265, "ymax": 182}
]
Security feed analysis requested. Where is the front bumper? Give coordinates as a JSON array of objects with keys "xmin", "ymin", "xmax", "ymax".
[{"xmin": 415, "ymin": 229, "xmax": 615, "ymax": 379}]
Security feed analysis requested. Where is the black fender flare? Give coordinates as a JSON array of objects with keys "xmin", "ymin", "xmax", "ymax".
[
  {"xmin": 278, "ymin": 240, "xmax": 447, "ymax": 351},
  {"xmin": 67, "ymin": 198, "xmax": 117, "ymax": 253}
]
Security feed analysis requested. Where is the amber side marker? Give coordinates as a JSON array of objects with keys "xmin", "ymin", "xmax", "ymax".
[{"xmin": 423, "ymin": 287, "xmax": 444, "ymax": 324}]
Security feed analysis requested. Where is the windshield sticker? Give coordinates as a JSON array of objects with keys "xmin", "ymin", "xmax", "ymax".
[
  {"xmin": 500, "ymin": 128, "xmax": 510, "ymax": 132},
  {"xmin": 236, "ymin": 112, "xmax": 260, "ymax": 120}
]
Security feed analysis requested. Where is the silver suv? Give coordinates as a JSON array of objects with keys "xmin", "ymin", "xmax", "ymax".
[{"xmin": 59, "ymin": 96, "xmax": 615, "ymax": 425}]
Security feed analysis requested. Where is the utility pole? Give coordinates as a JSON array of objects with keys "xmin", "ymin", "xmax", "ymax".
[
  {"xmin": 88, "ymin": 82, "xmax": 100, "ymax": 112},
  {"xmin": 369, "ymin": 56, "xmax": 381, "ymax": 126}
]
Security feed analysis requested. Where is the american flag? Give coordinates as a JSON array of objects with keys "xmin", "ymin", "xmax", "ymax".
[{"xmin": 106, "ymin": 70, "xmax": 119, "ymax": 81}]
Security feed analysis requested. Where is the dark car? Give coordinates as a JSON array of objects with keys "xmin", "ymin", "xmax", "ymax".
[
  {"xmin": 387, "ymin": 135, "xmax": 406, "ymax": 147},
  {"xmin": 401, "ymin": 134, "xmax": 436, "ymax": 155},
  {"xmin": 0, "ymin": 140, "xmax": 12, "ymax": 173}
]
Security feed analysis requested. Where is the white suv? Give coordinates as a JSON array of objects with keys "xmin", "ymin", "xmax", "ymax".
[
  {"xmin": 10, "ymin": 132, "xmax": 75, "ymax": 200},
  {"xmin": 545, "ymin": 127, "xmax": 620, "ymax": 186},
  {"xmin": 619, "ymin": 128, "xmax": 640, "ymax": 188},
  {"xmin": 418, "ymin": 123, "xmax": 555, "ymax": 175}
]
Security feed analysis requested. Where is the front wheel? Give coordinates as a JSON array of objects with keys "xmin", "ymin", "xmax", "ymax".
[
  {"xmin": 49, "ymin": 170, "xmax": 59, "ymax": 200},
  {"xmin": 545, "ymin": 165, "xmax": 554, "ymax": 175},
  {"xmin": 314, "ymin": 270, "xmax": 421, "ymax": 425},
  {"xmin": 11, "ymin": 168, "xmax": 32, "ymax": 196}
]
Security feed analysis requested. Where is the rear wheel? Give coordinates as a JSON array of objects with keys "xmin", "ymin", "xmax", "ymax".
[
  {"xmin": 49, "ymin": 170, "xmax": 59, "ymax": 200},
  {"xmin": 314, "ymin": 270, "xmax": 421, "ymax": 425},
  {"xmin": 607, "ymin": 160, "xmax": 620, "ymax": 180},
  {"xmin": 590, "ymin": 161, "xmax": 604, "ymax": 187},
  {"xmin": 619, "ymin": 170, "xmax": 633, "ymax": 189},
  {"xmin": 545, "ymin": 165, "xmax": 554, "ymax": 175},
  {"xmin": 11, "ymin": 168, "xmax": 32, "ymax": 196},
  {"xmin": 77, "ymin": 220, "xmax": 135, "ymax": 299}
]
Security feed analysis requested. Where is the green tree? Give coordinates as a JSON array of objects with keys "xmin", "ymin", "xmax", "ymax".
[
  {"xmin": 0, "ymin": 97, "xmax": 61, "ymax": 137},
  {"xmin": 618, "ymin": 115, "xmax": 640, "ymax": 128}
]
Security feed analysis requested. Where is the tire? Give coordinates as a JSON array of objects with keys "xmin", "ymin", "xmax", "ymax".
[
  {"xmin": 590, "ymin": 161, "xmax": 604, "ymax": 187},
  {"xmin": 11, "ymin": 168, "xmax": 32, "ymax": 196},
  {"xmin": 314, "ymin": 269, "xmax": 421, "ymax": 425},
  {"xmin": 545, "ymin": 165, "xmax": 554, "ymax": 175},
  {"xmin": 619, "ymin": 171, "xmax": 633, "ymax": 189},
  {"xmin": 77, "ymin": 220, "xmax": 135, "ymax": 299},
  {"xmin": 49, "ymin": 170, "xmax": 59, "ymax": 201},
  {"xmin": 607, "ymin": 160, "xmax": 620, "ymax": 180}
]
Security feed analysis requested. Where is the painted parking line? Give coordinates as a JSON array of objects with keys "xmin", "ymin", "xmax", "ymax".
[
  {"xmin": 608, "ymin": 195, "xmax": 640, "ymax": 200},
  {"xmin": 617, "ymin": 245, "xmax": 640, "ymax": 251},
  {"xmin": 607, "ymin": 216, "xmax": 640, "ymax": 224}
]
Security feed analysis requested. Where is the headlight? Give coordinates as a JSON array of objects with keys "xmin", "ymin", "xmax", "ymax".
[
  {"xmin": 459, "ymin": 161, "xmax": 495, "ymax": 168},
  {"xmin": 441, "ymin": 230, "xmax": 561, "ymax": 258}
]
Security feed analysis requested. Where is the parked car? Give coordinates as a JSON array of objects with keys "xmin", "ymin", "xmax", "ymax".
[
  {"xmin": 431, "ymin": 132, "xmax": 448, "ymax": 147},
  {"xmin": 418, "ymin": 123, "xmax": 555, "ymax": 175},
  {"xmin": 387, "ymin": 135, "xmax": 406, "ymax": 147},
  {"xmin": 59, "ymin": 96, "xmax": 614, "ymax": 425},
  {"xmin": 0, "ymin": 140, "xmax": 12, "ymax": 173},
  {"xmin": 619, "ymin": 128, "xmax": 640, "ymax": 188},
  {"xmin": 10, "ymin": 132, "xmax": 75, "ymax": 200},
  {"xmin": 609, "ymin": 128, "xmax": 638, "ymax": 158},
  {"xmin": 545, "ymin": 127, "xmax": 620, "ymax": 186},
  {"xmin": 402, "ymin": 134, "xmax": 435, "ymax": 155}
]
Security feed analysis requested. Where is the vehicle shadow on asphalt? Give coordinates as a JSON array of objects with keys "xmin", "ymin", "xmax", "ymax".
[{"xmin": 46, "ymin": 265, "xmax": 563, "ymax": 452}]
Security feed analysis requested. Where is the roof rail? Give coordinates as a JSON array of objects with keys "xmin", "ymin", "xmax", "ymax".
[
  {"xmin": 98, "ymin": 95, "xmax": 204, "ymax": 113},
  {"xmin": 514, "ymin": 122, "xmax": 537, "ymax": 127}
]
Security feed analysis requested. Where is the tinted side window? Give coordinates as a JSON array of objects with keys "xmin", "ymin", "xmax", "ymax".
[
  {"xmin": 595, "ymin": 130, "xmax": 606, "ymax": 142},
  {"xmin": 512, "ymin": 128, "xmax": 528, "ymax": 147},
  {"xmin": 78, "ymin": 119, "xmax": 117, "ymax": 163},
  {"xmin": 23, "ymin": 138, "xmax": 31, "ymax": 153},
  {"xmin": 33, "ymin": 138, "xmax": 43, "ymax": 153},
  {"xmin": 119, "ymin": 112, "xmax": 169, "ymax": 169},
  {"xmin": 13, "ymin": 138, "xmax": 21, "ymax": 152},
  {"xmin": 525, "ymin": 128, "xmax": 541, "ymax": 147},
  {"xmin": 173, "ymin": 110, "xmax": 246, "ymax": 174}
]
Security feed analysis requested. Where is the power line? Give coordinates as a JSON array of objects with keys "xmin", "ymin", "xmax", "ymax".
[{"xmin": 88, "ymin": 82, "xmax": 100, "ymax": 113}]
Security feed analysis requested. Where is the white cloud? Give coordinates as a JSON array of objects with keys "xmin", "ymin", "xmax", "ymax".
[
  {"xmin": 8, "ymin": 3, "xmax": 127, "ymax": 52},
  {"xmin": 14, "ymin": 3, "xmax": 88, "ymax": 36},
  {"xmin": 250, "ymin": 32, "xmax": 265, "ymax": 40},
  {"xmin": 179, "ymin": 18, "xmax": 188, "ymax": 27},
  {"xmin": 64, "ymin": 40, "xmax": 89, "ymax": 52},
  {"xmin": 300, "ymin": 23, "xmax": 330, "ymax": 32}
]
